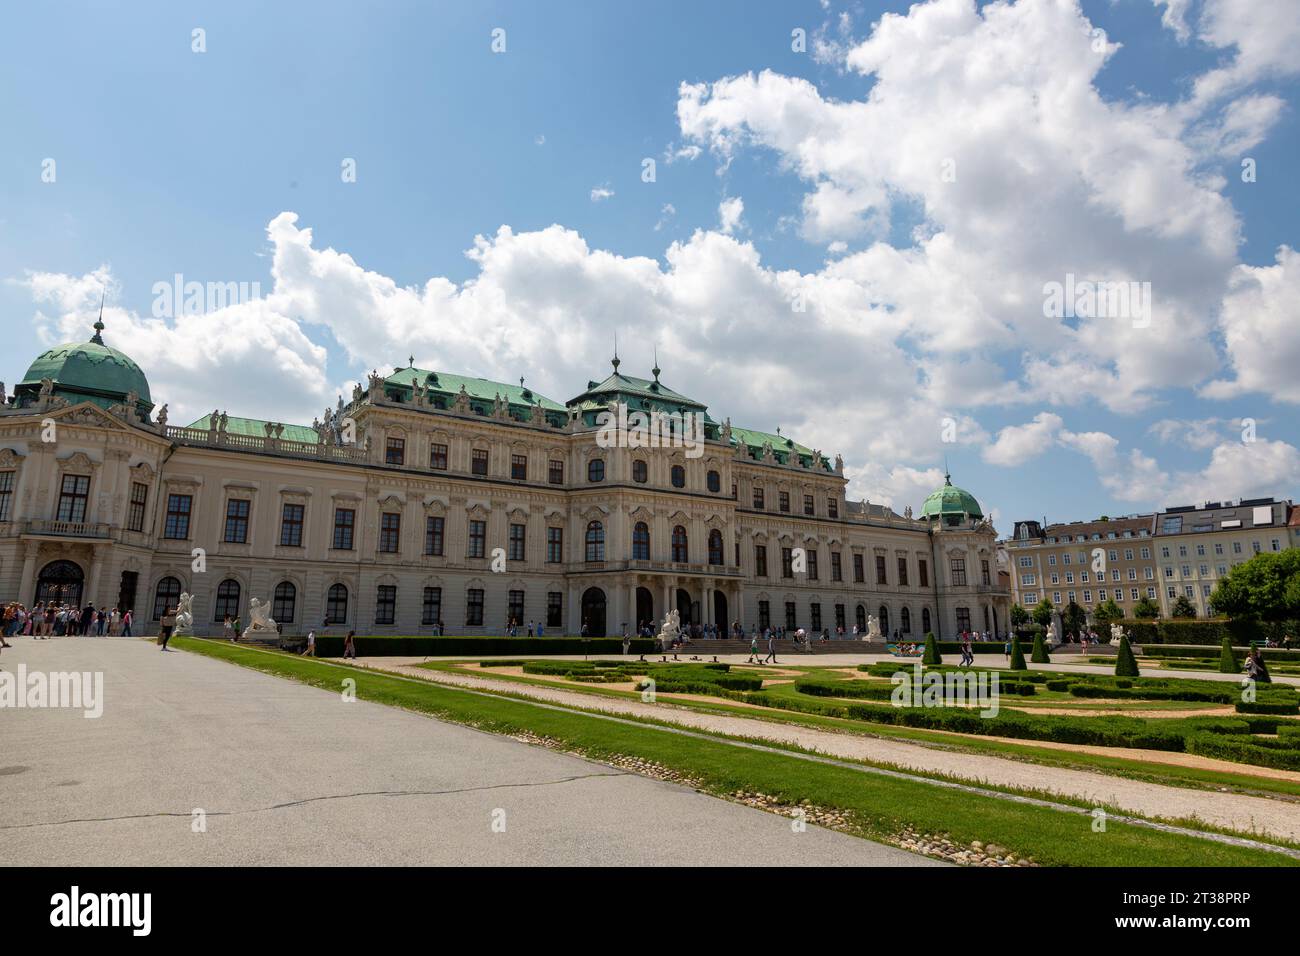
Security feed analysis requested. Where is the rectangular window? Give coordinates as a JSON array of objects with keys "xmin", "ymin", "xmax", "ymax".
[
  {"xmin": 828, "ymin": 498, "xmax": 838, "ymax": 519},
  {"xmin": 422, "ymin": 587, "xmax": 441, "ymax": 626},
  {"xmin": 471, "ymin": 448, "xmax": 488, "ymax": 476},
  {"xmin": 785, "ymin": 601, "xmax": 797, "ymax": 629},
  {"xmin": 781, "ymin": 547, "xmax": 794, "ymax": 578},
  {"xmin": 511, "ymin": 454, "xmax": 528, "ymax": 481},
  {"xmin": 834, "ymin": 604, "xmax": 846, "ymax": 629},
  {"xmin": 875, "ymin": 555, "xmax": 887, "ymax": 585},
  {"xmin": 758, "ymin": 600, "xmax": 771, "ymax": 630},
  {"xmin": 548, "ymin": 459, "xmax": 564, "ymax": 484},
  {"xmin": 803, "ymin": 494, "xmax": 814, "ymax": 516},
  {"xmin": 981, "ymin": 560, "xmax": 991, "ymax": 586},
  {"xmin": 753, "ymin": 486, "xmax": 765, "ymax": 510},
  {"xmin": 508, "ymin": 589, "xmax": 525, "ymax": 625},
  {"xmin": 831, "ymin": 551, "xmax": 842, "ymax": 582},
  {"xmin": 468, "ymin": 519, "xmax": 486, "ymax": 558},
  {"xmin": 897, "ymin": 557, "xmax": 908, "ymax": 586},
  {"xmin": 810, "ymin": 602, "xmax": 822, "ymax": 630},
  {"xmin": 0, "ymin": 471, "xmax": 14, "ymax": 522},
  {"xmin": 385, "ymin": 437, "xmax": 405, "ymax": 465},
  {"xmin": 223, "ymin": 499, "xmax": 250, "ymax": 543},
  {"xmin": 429, "ymin": 443, "xmax": 448, "ymax": 470},
  {"xmin": 279, "ymin": 503, "xmax": 304, "ymax": 547},
  {"xmin": 466, "ymin": 588, "xmax": 484, "ymax": 626},
  {"xmin": 379, "ymin": 512, "xmax": 401, "ymax": 553},
  {"xmin": 755, "ymin": 545, "xmax": 768, "ymax": 577},
  {"xmin": 956, "ymin": 607, "xmax": 971, "ymax": 632},
  {"xmin": 425, "ymin": 515, "xmax": 444, "ymax": 556},
  {"xmin": 127, "ymin": 482, "xmax": 148, "ymax": 532},
  {"xmin": 508, "ymin": 522, "xmax": 526, "ymax": 561},
  {"xmin": 854, "ymin": 554, "xmax": 865, "ymax": 584},
  {"xmin": 375, "ymin": 585, "xmax": 396, "ymax": 625},
  {"xmin": 807, "ymin": 549, "xmax": 819, "ymax": 580},
  {"xmin": 779, "ymin": 491, "xmax": 790, "ymax": 513},
  {"xmin": 547, "ymin": 592, "xmax": 562, "ymax": 628},
  {"xmin": 333, "ymin": 508, "xmax": 355, "ymax": 550},
  {"xmin": 547, "ymin": 527, "xmax": 563, "ymax": 563},
  {"xmin": 57, "ymin": 474, "xmax": 90, "ymax": 523},
  {"xmin": 951, "ymin": 558, "xmax": 967, "ymax": 587},
  {"xmin": 165, "ymin": 494, "xmax": 192, "ymax": 539}
]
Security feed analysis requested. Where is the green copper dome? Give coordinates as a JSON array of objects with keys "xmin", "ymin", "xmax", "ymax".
[
  {"xmin": 17, "ymin": 318, "xmax": 153, "ymax": 415},
  {"xmin": 920, "ymin": 473, "xmax": 983, "ymax": 521}
]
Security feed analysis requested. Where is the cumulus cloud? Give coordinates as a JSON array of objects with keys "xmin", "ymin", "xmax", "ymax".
[
  {"xmin": 718, "ymin": 196, "xmax": 745, "ymax": 235},
  {"xmin": 1203, "ymin": 246, "xmax": 1300, "ymax": 404},
  {"xmin": 984, "ymin": 412, "xmax": 1063, "ymax": 466}
]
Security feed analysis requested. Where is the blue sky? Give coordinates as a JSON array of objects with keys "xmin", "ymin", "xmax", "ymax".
[{"xmin": 2, "ymin": 0, "xmax": 1298, "ymax": 529}]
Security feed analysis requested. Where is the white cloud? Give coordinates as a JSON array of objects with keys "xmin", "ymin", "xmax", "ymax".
[
  {"xmin": 1147, "ymin": 417, "xmax": 1235, "ymax": 450},
  {"xmin": 674, "ymin": 0, "xmax": 1279, "ymax": 409},
  {"xmin": 984, "ymin": 412, "xmax": 1063, "ymax": 466},
  {"xmin": 718, "ymin": 196, "xmax": 745, "ymax": 235},
  {"xmin": 589, "ymin": 185, "xmax": 615, "ymax": 202},
  {"xmin": 1203, "ymin": 246, "xmax": 1300, "ymax": 404}
]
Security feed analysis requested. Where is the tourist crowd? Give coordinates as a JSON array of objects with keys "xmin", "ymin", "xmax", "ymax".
[{"xmin": 1, "ymin": 601, "xmax": 134, "ymax": 640}]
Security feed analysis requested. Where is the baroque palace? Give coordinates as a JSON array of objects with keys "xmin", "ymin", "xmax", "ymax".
[{"xmin": 0, "ymin": 320, "xmax": 1010, "ymax": 637}]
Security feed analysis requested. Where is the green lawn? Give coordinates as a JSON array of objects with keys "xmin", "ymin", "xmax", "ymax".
[{"xmin": 172, "ymin": 637, "xmax": 1297, "ymax": 867}]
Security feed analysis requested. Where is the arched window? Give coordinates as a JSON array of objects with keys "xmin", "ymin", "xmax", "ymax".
[
  {"xmin": 585, "ymin": 520, "xmax": 605, "ymax": 562},
  {"xmin": 855, "ymin": 604, "xmax": 866, "ymax": 632},
  {"xmin": 879, "ymin": 605, "xmax": 890, "ymax": 636},
  {"xmin": 587, "ymin": 458, "xmax": 605, "ymax": 482},
  {"xmin": 633, "ymin": 521, "xmax": 650, "ymax": 561},
  {"xmin": 214, "ymin": 579, "xmax": 241, "ymax": 621},
  {"xmin": 671, "ymin": 525, "xmax": 688, "ymax": 563},
  {"xmin": 922, "ymin": 607, "xmax": 932, "ymax": 635},
  {"xmin": 632, "ymin": 460, "xmax": 648, "ymax": 483},
  {"xmin": 273, "ymin": 581, "xmax": 296, "ymax": 624},
  {"xmin": 152, "ymin": 576, "xmax": 182, "ymax": 621},
  {"xmin": 707, "ymin": 469, "xmax": 721, "ymax": 493},
  {"xmin": 326, "ymin": 584, "xmax": 349, "ymax": 624},
  {"xmin": 900, "ymin": 606, "xmax": 911, "ymax": 634},
  {"xmin": 671, "ymin": 464, "xmax": 686, "ymax": 488},
  {"xmin": 707, "ymin": 528, "xmax": 723, "ymax": 565}
]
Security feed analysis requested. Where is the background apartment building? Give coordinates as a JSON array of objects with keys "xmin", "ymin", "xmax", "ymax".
[
  {"xmin": 1153, "ymin": 498, "xmax": 1296, "ymax": 618},
  {"xmin": 1002, "ymin": 515, "xmax": 1159, "ymax": 617}
]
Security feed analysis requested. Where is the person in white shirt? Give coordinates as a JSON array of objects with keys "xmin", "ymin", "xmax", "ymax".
[{"xmin": 304, "ymin": 630, "xmax": 316, "ymax": 657}]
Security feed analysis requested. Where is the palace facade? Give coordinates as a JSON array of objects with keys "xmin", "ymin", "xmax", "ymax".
[{"xmin": 0, "ymin": 321, "xmax": 1010, "ymax": 637}]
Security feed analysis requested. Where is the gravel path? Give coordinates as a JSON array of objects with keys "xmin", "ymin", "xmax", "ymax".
[{"xmin": 350, "ymin": 657, "xmax": 1300, "ymax": 843}]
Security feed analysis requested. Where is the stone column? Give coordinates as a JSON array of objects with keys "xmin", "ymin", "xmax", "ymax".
[
  {"xmin": 85, "ymin": 543, "xmax": 105, "ymax": 608},
  {"xmin": 18, "ymin": 541, "xmax": 40, "ymax": 604}
]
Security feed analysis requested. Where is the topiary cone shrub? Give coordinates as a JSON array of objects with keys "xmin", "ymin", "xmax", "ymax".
[
  {"xmin": 922, "ymin": 632, "xmax": 941, "ymax": 665},
  {"xmin": 1009, "ymin": 634, "xmax": 1028, "ymax": 671},
  {"xmin": 1218, "ymin": 636, "xmax": 1239, "ymax": 674},
  {"xmin": 1115, "ymin": 634, "xmax": 1140, "ymax": 677},
  {"xmin": 1031, "ymin": 631, "xmax": 1050, "ymax": 664}
]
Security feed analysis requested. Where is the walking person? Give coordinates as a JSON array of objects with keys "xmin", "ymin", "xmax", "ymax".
[
  {"xmin": 764, "ymin": 629, "xmax": 778, "ymax": 664},
  {"xmin": 304, "ymin": 629, "xmax": 316, "ymax": 657},
  {"xmin": 342, "ymin": 630, "xmax": 356, "ymax": 660},
  {"xmin": 158, "ymin": 605, "xmax": 176, "ymax": 651},
  {"xmin": 748, "ymin": 632, "xmax": 763, "ymax": 664},
  {"xmin": 122, "ymin": 608, "xmax": 133, "ymax": 637}
]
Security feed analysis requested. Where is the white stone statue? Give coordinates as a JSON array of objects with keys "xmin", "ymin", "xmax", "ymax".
[
  {"xmin": 655, "ymin": 609, "xmax": 681, "ymax": 649},
  {"xmin": 241, "ymin": 597, "xmax": 279, "ymax": 639},
  {"xmin": 1109, "ymin": 622, "xmax": 1126, "ymax": 645},
  {"xmin": 866, "ymin": 614, "xmax": 882, "ymax": 641},
  {"xmin": 1050, "ymin": 611, "xmax": 1063, "ymax": 644},
  {"xmin": 173, "ymin": 592, "xmax": 195, "ymax": 636}
]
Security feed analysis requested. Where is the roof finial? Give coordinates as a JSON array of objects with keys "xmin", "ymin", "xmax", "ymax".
[
  {"xmin": 944, "ymin": 454, "xmax": 952, "ymax": 485},
  {"xmin": 652, "ymin": 346, "xmax": 661, "ymax": 383},
  {"xmin": 90, "ymin": 288, "xmax": 106, "ymax": 345},
  {"xmin": 611, "ymin": 332, "xmax": 620, "ymax": 373},
  {"xmin": 408, "ymin": 354, "xmax": 414, "ymax": 368}
]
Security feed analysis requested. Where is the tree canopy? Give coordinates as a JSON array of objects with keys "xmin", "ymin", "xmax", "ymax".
[{"xmin": 1210, "ymin": 548, "xmax": 1300, "ymax": 622}]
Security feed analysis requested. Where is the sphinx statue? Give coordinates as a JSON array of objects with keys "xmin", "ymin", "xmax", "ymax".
[{"xmin": 241, "ymin": 597, "xmax": 279, "ymax": 640}]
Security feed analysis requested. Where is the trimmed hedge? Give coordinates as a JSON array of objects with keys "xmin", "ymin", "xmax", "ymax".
[
  {"xmin": 313, "ymin": 636, "xmax": 656, "ymax": 657},
  {"xmin": 1125, "ymin": 619, "xmax": 1300, "ymax": 647},
  {"xmin": 1139, "ymin": 645, "xmax": 1300, "ymax": 662}
]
